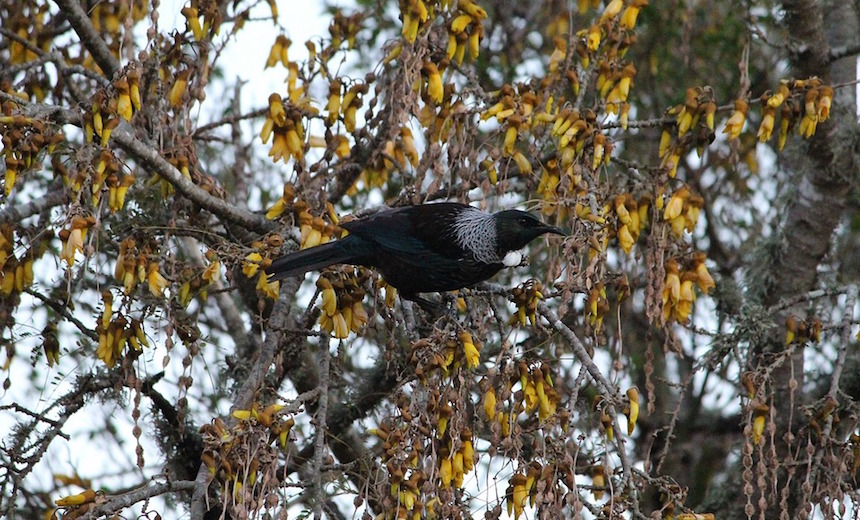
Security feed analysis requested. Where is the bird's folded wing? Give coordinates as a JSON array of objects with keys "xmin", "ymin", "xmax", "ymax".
[{"xmin": 341, "ymin": 206, "xmax": 464, "ymax": 259}]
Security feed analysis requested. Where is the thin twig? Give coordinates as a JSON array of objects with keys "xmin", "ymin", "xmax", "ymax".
[{"xmin": 193, "ymin": 107, "xmax": 268, "ymax": 136}]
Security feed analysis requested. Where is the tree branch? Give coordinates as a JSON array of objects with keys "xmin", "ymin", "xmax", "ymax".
[
  {"xmin": 51, "ymin": 0, "xmax": 120, "ymax": 79},
  {"xmin": 0, "ymin": 188, "xmax": 68, "ymax": 224},
  {"xmin": 111, "ymin": 128, "xmax": 275, "ymax": 235},
  {"xmin": 311, "ymin": 334, "xmax": 330, "ymax": 518},
  {"xmin": 80, "ymin": 480, "xmax": 196, "ymax": 520}
]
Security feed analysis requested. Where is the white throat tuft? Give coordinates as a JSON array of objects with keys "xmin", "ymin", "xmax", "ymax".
[{"xmin": 502, "ymin": 250, "xmax": 523, "ymax": 267}]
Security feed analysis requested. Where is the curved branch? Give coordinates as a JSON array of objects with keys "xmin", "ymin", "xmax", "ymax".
[{"xmin": 111, "ymin": 128, "xmax": 275, "ymax": 235}]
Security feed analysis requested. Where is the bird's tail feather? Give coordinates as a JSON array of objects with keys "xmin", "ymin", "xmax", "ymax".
[{"xmin": 265, "ymin": 240, "xmax": 359, "ymax": 281}]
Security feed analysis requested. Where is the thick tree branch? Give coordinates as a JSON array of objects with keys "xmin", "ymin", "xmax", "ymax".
[
  {"xmin": 758, "ymin": 1, "xmax": 858, "ymax": 319},
  {"xmin": 0, "ymin": 188, "xmax": 68, "ymax": 224},
  {"xmin": 51, "ymin": 0, "xmax": 120, "ymax": 79}
]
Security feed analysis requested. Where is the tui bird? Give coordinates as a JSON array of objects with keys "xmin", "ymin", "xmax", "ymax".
[{"xmin": 265, "ymin": 202, "xmax": 565, "ymax": 310}]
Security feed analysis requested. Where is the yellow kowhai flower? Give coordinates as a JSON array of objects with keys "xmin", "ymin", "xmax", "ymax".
[
  {"xmin": 599, "ymin": 0, "xmax": 623, "ymax": 23},
  {"xmin": 439, "ymin": 457, "xmax": 453, "ymax": 488},
  {"xmin": 168, "ymin": 70, "xmax": 190, "ymax": 108},
  {"xmin": 256, "ymin": 273, "xmax": 279, "ymax": 299},
  {"xmin": 767, "ymin": 82, "xmax": 790, "ymax": 108},
  {"xmin": 203, "ymin": 258, "xmax": 221, "ymax": 283},
  {"xmin": 617, "ymin": 224, "xmax": 635, "ymax": 254},
  {"xmin": 350, "ymin": 301, "xmax": 368, "ymax": 332},
  {"xmin": 503, "ymin": 116, "xmax": 522, "ymax": 155},
  {"xmin": 59, "ymin": 228, "xmax": 84, "ymax": 266},
  {"xmin": 483, "ymin": 387, "xmax": 497, "ymax": 420},
  {"xmin": 128, "ymin": 69, "xmax": 142, "ymax": 112},
  {"xmin": 752, "ymin": 404, "xmax": 769, "ymax": 445},
  {"xmin": 109, "ymin": 174, "xmax": 135, "ymax": 213},
  {"xmin": 626, "ymin": 387, "xmax": 639, "ymax": 434},
  {"xmin": 592, "ymin": 133, "xmax": 606, "ymax": 170},
  {"xmin": 662, "ymin": 260, "xmax": 681, "ymax": 308},
  {"xmin": 459, "ymin": 0, "xmax": 488, "ymax": 19},
  {"xmin": 508, "ymin": 473, "xmax": 529, "ymax": 519},
  {"xmin": 399, "ymin": 126, "xmax": 420, "ymax": 167},
  {"xmin": 615, "ymin": 194, "xmax": 633, "ymax": 226},
  {"xmin": 243, "ymin": 252, "xmax": 263, "ymax": 277},
  {"xmin": 658, "ymin": 127, "xmax": 672, "ymax": 158},
  {"xmin": 619, "ymin": 101, "xmax": 630, "ymax": 128},
  {"xmin": 674, "ymin": 272, "xmax": 696, "ymax": 322},
  {"xmin": 817, "ymin": 85, "xmax": 833, "ymax": 121},
  {"xmin": 548, "ymin": 37, "xmax": 566, "ymax": 73},
  {"xmin": 757, "ymin": 104, "xmax": 776, "ymax": 143},
  {"xmin": 101, "ymin": 290, "xmax": 113, "ymax": 329},
  {"xmin": 586, "ymin": 25, "xmax": 601, "ymax": 51},
  {"xmin": 620, "ymin": 0, "xmax": 648, "ymax": 29},
  {"xmin": 663, "ymin": 186, "xmax": 689, "ymax": 221},
  {"xmin": 693, "ymin": 252, "xmax": 715, "ymax": 294},
  {"xmin": 316, "ymin": 277, "xmax": 338, "ymax": 316},
  {"xmin": 423, "ymin": 62, "xmax": 444, "ymax": 104},
  {"xmin": 56, "ymin": 489, "xmax": 97, "ymax": 507},
  {"xmin": 450, "ymin": 14, "xmax": 472, "ymax": 33},
  {"xmin": 512, "ymin": 151, "xmax": 532, "ymax": 173},
  {"xmin": 723, "ymin": 99, "xmax": 748, "ymax": 139},
  {"xmin": 335, "ymin": 135, "xmax": 351, "ymax": 158},
  {"xmin": 590, "ymin": 465, "xmax": 605, "ymax": 499},
  {"xmin": 326, "ymin": 80, "xmax": 342, "ymax": 124},
  {"xmin": 268, "ymin": 93, "xmax": 287, "ymax": 126},
  {"xmin": 147, "ymin": 263, "xmax": 168, "ymax": 297},
  {"xmin": 114, "ymin": 77, "xmax": 133, "ymax": 121},
  {"xmin": 459, "ymin": 331, "xmax": 480, "ymax": 369},
  {"xmin": 59, "ymin": 217, "xmax": 92, "ymax": 266},
  {"xmin": 265, "ymin": 35, "xmax": 290, "ymax": 68},
  {"xmin": 468, "ymin": 25, "xmax": 482, "ymax": 60},
  {"xmin": 181, "ymin": 6, "xmax": 204, "ymax": 40},
  {"xmin": 266, "ymin": 198, "xmax": 289, "ymax": 220}
]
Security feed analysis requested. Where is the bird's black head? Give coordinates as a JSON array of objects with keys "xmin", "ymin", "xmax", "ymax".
[{"xmin": 492, "ymin": 210, "xmax": 565, "ymax": 253}]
